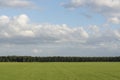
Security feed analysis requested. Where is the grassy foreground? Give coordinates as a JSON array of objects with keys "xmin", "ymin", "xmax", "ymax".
[{"xmin": 0, "ymin": 62, "xmax": 120, "ymax": 80}]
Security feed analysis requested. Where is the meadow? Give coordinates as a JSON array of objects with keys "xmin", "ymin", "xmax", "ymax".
[{"xmin": 0, "ymin": 62, "xmax": 120, "ymax": 80}]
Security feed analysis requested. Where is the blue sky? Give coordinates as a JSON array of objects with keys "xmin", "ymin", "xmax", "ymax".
[
  {"xmin": 0, "ymin": 0, "xmax": 120, "ymax": 56},
  {"xmin": 0, "ymin": 0, "xmax": 106, "ymax": 26}
]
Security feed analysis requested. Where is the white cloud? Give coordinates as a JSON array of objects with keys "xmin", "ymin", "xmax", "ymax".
[
  {"xmin": 32, "ymin": 49, "xmax": 42, "ymax": 54},
  {"xmin": 114, "ymin": 30, "xmax": 120, "ymax": 39},
  {"xmin": 20, "ymin": 30, "xmax": 35, "ymax": 37},
  {"xmin": 0, "ymin": 14, "xmax": 89, "ymax": 43},
  {"xmin": 14, "ymin": 14, "xmax": 29, "ymax": 26},
  {"xmin": 62, "ymin": 0, "xmax": 120, "ymax": 24},
  {"xmin": 0, "ymin": 14, "xmax": 120, "ymax": 50},
  {"xmin": 89, "ymin": 25, "xmax": 100, "ymax": 33},
  {"xmin": 63, "ymin": 0, "xmax": 120, "ymax": 10},
  {"xmin": 108, "ymin": 17, "xmax": 120, "ymax": 24},
  {"xmin": 0, "ymin": 14, "xmax": 120, "ymax": 56},
  {"xmin": 0, "ymin": 15, "xmax": 9, "ymax": 24},
  {"xmin": 0, "ymin": 0, "xmax": 35, "ymax": 8}
]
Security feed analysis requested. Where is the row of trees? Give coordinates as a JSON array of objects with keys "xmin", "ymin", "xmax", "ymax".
[{"xmin": 0, "ymin": 56, "xmax": 120, "ymax": 62}]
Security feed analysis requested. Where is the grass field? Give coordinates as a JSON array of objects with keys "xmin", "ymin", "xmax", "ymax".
[{"xmin": 0, "ymin": 62, "xmax": 120, "ymax": 80}]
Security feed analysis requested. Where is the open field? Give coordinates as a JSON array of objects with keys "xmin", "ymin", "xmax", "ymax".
[{"xmin": 0, "ymin": 62, "xmax": 120, "ymax": 80}]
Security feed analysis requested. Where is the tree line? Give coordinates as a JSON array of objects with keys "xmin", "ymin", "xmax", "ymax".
[{"xmin": 0, "ymin": 56, "xmax": 120, "ymax": 62}]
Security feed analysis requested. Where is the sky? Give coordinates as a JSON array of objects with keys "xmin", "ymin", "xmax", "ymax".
[{"xmin": 0, "ymin": 0, "xmax": 120, "ymax": 56}]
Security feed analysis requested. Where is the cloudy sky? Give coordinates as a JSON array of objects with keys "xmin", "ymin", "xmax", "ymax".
[{"xmin": 0, "ymin": 0, "xmax": 120, "ymax": 56}]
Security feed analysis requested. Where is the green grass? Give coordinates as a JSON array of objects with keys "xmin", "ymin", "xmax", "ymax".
[{"xmin": 0, "ymin": 62, "xmax": 120, "ymax": 80}]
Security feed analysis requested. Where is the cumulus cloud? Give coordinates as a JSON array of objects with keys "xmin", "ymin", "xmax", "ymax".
[
  {"xmin": 0, "ymin": 14, "xmax": 120, "ymax": 56},
  {"xmin": 0, "ymin": 0, "xmax": 35, "ymax": 9},
  {"xmin": 0, "ymin": 15, "xmax": 9, "ymax": 24},
  {"xmin": 62, "ymin": 0, "xmax": 120, "ymax": 24},
  {"xmin": 0, "ymin": 14, "xmax": 89, "ymax": 44},
  {"xmin": 0, "ymin": 14, "xmax": 120, "ymax": 50}
]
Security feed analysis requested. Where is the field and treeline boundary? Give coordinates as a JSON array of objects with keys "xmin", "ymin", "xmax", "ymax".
[{"xmin": 0, "ymin": 56, "xmax": 120, "ymax": 62}]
